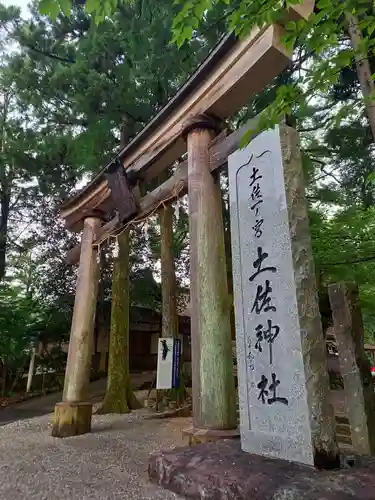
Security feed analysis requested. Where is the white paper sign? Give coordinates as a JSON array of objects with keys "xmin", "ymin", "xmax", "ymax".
[{"xmin": 156, "ymin": 338, "xmax": 174, "ymax": 389}]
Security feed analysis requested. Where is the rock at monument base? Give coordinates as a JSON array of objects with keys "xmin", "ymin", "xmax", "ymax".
[
  {"xmin": 148, "ymin": 441, "xmax": 375, "ymax": 500},
  {"xmin": 51, "ymin": 401, "xmax": 92, "ymax": 438},
  {"xmin": 182, "ymin": 426, "xmax": 240, "ymax": 446}
]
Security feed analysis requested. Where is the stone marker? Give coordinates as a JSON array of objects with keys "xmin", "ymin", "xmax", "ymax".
[
  {"xmin": 228, "ymin": 125, "xmax": 339, "ymax": 467},
  {"xmin": 328, "ymin": 281, "xmax": 375, "ymax": 455}
]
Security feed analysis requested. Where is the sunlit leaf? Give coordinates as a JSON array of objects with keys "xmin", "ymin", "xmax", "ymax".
[
  {"xmin": 366, "ymin": 172, "xmax": 375, "ymax": 187},
  {"xmin": 85, "ymin": 0, "xmax": 99, "ymax": 14},
  {"xmin": 39, "ymin": 0, "xmax": 60, "ymax": 19},
  {"xmin": 59, "ymin": 0, "xmax": 72, "ymax": 17}
]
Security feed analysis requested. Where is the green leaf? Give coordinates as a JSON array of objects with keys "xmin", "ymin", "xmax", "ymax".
[
  {"xmin": 366, "ymin": 172, "xmax": 375, "ymax": 187},
  {"xmin": 59, "ymin": 0, "xmax": 72, "ymax": 17},
  {"xmin": 194, "ymin": 2, "xmax": 206, "ymax": 20},
  {"xmin": 240, "ymin": 126, "xmax": 257, "ymax": 148},
  {"xmin": 85, "ymin": 0, "xmax": 100, "ymax": 15},
  {"xmin": 38, "ymin": 0, "xmax": 50, "ymax": 14},
  {"xmin": 39, "ymin": 0, "xmax": 60, "ymax": 19},
  {"xmin": 317, "ymin": 0, "xmax": 331, "ymax": 9},
  {"xmin": 178, "ymin": 26, "xmax": 193, "ymax": 46}
]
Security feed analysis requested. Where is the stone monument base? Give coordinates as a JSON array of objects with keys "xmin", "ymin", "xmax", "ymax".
[
  {"xmin": 51, "ymin": 401, "xmax": 92, "ymax": 438},
  {"xmin": 148, "ymin": 441, "xmax": 375, "ymax": 500},
  {"xmin": 182, "ymin": 426, "xmax": 240, "ymax": 446}
]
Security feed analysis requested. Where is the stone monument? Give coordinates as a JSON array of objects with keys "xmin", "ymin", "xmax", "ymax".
[
  {"xmin": 228, "ymin": 125, "xmax": 338, "ymax": 466},
  {"xmin": 149, "ymin": 126, "xmax": 375, "ymax": 500}
]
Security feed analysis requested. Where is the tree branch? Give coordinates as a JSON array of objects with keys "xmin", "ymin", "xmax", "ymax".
[{"xmin": 24, "ymin": 43, "xmax": 76, "ymax": 64}]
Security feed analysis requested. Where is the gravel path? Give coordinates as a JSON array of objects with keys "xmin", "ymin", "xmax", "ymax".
[
  {"xmin": 0, "ymin": 411, "xmax": 188, "ymax": 500},
  {"xmin": 0, "ymin": 374, "xmax": 155, "ymax": 426}
]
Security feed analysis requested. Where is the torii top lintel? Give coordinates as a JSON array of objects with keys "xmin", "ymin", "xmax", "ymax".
[{"xmin": 60, "ymin": 0, "xmax": 314, "ymax": 233}]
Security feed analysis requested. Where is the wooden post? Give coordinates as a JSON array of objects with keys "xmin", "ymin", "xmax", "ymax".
[
  {"xmin": 26, "ymin": 346, "xmax": 36, "ymax": 393},
  {"xmin": 328, "ymin": 282, "xmax": 375, "ymax": 455},
  {"xmin": 184, "ymin": 116, "xmax": 237, "ymax": 443},
  {"xmin": 52, "ymin": 215, "xmax": 101, "ymax": 438}
]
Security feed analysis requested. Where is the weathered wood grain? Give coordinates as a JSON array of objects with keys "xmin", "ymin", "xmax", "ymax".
[{"xmin": 187, "ymin": 123, "xmax": 236, "ymax": 430}]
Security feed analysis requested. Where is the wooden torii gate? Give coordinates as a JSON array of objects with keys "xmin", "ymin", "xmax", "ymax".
[{"xmin": 52, "ymin": 2, "xmax": 316, "ymax": 440}]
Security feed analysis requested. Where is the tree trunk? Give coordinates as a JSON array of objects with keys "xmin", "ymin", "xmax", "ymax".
[
  {"xmin": 1, "ymin": 359, "xmax": 7, "ymax": 397},
  {"xmin": 0, "ymin": 190, "xmax": 10, "ymax": 282},
  {"xmin": 97, "ymin": 230, "xmax": 140, "ymax": 413},
  {"xmin": 346, "ymin": 13, "xmax": 375, "ymax": 141},
  {"xmin": 221, "ymin": 173, "xmax": 235, "ymax": 341},
  {"xmin": 11, "ymin": 366, "xmax": 24, "ymax": 393},
  {"xmin": 159, "ymin": 204, "xmax": 185, "ymax": 406},
  {"xmin": 94, "ymin": 251, "xmax": 108, "ymax": 376},
  {"xmin": 160, "ymin": 204, "xmax": 178, "ymax": 338},
  {"xmin": 0, "ymin": 89, "xmax": 11, "ymax": 284}
]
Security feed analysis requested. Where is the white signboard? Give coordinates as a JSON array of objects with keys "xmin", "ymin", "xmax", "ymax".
[{"xmin": 156, "ymin": 338, "xmax": 181, "ymax": 390}]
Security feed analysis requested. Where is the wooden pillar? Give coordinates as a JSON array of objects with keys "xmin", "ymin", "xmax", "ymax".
[
  {"xmin": 328, "ymin": 282, "xmax": 375, "ymax": 455},
  {"xmin": 160, "ymin": 204, "xmax": 178, "ymax": 338},
  {"xmin": 184, "ymin": 115, "xmax": 237, "ymax": 442},
  {"xmin": 52, "ymin": 215, "xmax": 101, "ymax": 438}
]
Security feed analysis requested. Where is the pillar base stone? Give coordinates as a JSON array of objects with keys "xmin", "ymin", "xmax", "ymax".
[
  {"xmin": 52, "ymin": 401, "xmax": 93, "ymax": 438},
  {"xmin": 183, "ymin": 426, "xmax": 240, "ymax": 446}
]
